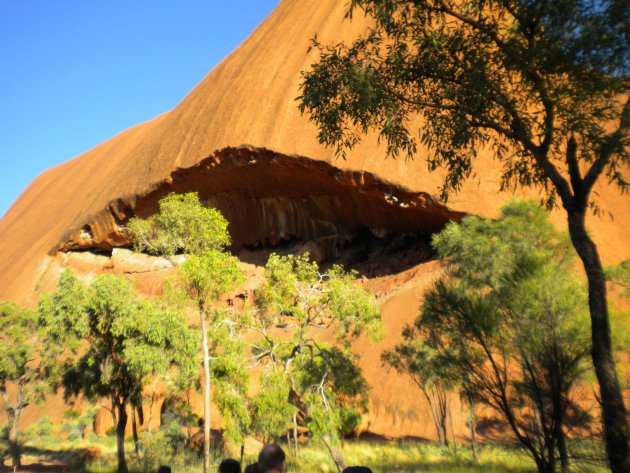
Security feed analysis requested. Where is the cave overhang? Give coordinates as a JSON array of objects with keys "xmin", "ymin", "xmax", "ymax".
[{"xmin": 57, "ymin": 145, "xmax": 465, "ymax": 254}]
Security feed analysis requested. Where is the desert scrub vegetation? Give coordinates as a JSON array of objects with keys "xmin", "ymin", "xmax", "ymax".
[{"xmin": 10, "ymin": 431, "xmax": 610, "ymax": 473}]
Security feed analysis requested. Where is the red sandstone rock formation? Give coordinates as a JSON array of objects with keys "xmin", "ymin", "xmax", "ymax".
[
  {"xmin": 1, "ymin": 0, "xmax": 627, "ymax": 306},
  {"xmin": 0, "ymin": 0, "xmax": 628, "ymax": 441}
]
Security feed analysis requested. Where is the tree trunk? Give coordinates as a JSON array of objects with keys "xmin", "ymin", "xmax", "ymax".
[
  {"xmin": 533, "ymin": 456, "xmax": 555, "ymax": 473},
  {"xmin": 147, "ymin": 381, "xmax": 157, "ymax": 434},
  {"xmin": 293, "ymin": 412, "xmax": 299, "ymax": 457},
  {"xmin": 2, "ymin": 385, "xmax": 24, "ymax": 469},
  {"xmin": 321, "ymin": 435, "xmax": 346, "ymax": 473},
  {"xmin": 557, "ymin": 426, "xmax": 569, "ymax": 473},
  {"xmin": 567, "ymin": 210, "xmax": 629, "ymax": 473},
  {"xmin": 550, "ymin": 373, "xmax": 569, "ymax": 473},
  {"xmin": 7, "ymin": 409, "xmax": 21, "ymax": 469},
  {"xmin": 147, "ymin": 397, "xmax": 154, "ymax": 434},
  {"xmin": 131, "ymin": 407, "xmax": 140, "ymax": 458},
  {"xmin": 447, "ymin": 398, "xmax": 457, "ymax": 453},
  {"xmin": 423, "ymin": 388, "xmax": 445, "ymax": 446},
  {"xmin": 115, "ymin": 401, "xmax": 129, "ymax": 473},
  {"xmin": 200, "ymin": 306, "xmax": 212, "ymax": 473},
  {"xmin": 439, "ymin": 406, "xmax": 449, "ymax": 448},
  {"xmin": 468, "ymin": 401, "xmax": 477, "ymax": 462}
]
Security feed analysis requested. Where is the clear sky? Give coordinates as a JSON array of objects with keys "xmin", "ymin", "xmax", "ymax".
[{"xmin": 0, "ymin": 1, "xmax": 280, "ymax": 218}]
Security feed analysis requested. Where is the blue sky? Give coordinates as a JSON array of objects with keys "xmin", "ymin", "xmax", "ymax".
[{"xmin": 0, "ymin": 1, "xmax": 280, "ymax": 218}]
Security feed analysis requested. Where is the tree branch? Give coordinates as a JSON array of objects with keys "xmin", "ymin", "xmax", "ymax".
[
  {"xmin": 566, "ymin": 134, "xmax": 582, "ymax": 195},
  {"xmin": 583, "ymin": 96, "xmax": 630, "ymax": 193}
]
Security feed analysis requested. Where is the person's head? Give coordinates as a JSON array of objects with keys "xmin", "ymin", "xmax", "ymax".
[
  {"xmin": 244, "ymin": 464, "xmax": 259, "ymax": 473},
  {"xmin": 342, "ymin": 468, "xmax": 373, "ymax": 473},
  {"xmin": 219, "ymin": 459, "xmax": 241, "ymax": 473},
  {"xmin": 258, "ymin": 444, "xmax": 286, "ymax": 473}
]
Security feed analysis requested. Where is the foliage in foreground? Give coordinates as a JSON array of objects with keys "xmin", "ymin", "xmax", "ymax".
[
  {"xmin": 38, "ymin": 271, "xmax": 198, "ymax": 473},
  {"xmin": 299, "ymin": 2, "xmax": 630, "ymax": 470},
  {"xmin": 129, "ymin": 192, "xmax": 246, "ymax": 473},
  {"xmin": 0, "ymin": 300, "xmax": 51, "ymax": 468},
  {"xmin": 387, "ymin": 200, "xmax": 592, "ymax": 473},
  {"xmin": 127, "ymin": 193, "xmax": 384, "ymax": 472},
  {"xmin": 245, "ymin": 253, "xmax": 383, "ymax": 470}
]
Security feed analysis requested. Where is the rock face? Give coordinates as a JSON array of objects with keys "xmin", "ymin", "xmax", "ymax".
[
  {"xmin": 56, "ymin": 146, "xmax": 464, "ymax": 253},
  {"xmin": 0, "ymin": 0, "xmax": 628, "ymax": 442},
  {"xmin": 0, "ymin": 0, "xmax": 628, "ymax": 305}
]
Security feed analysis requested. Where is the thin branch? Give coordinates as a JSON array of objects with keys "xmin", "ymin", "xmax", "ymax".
[{"xmin": 583, "ymin": 96, "xmax": 630, "ymax": 193}]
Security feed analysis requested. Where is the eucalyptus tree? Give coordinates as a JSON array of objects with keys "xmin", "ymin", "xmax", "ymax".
[
  {"xmin": 211, "ymin": 325, "xmax": 251, "ymax": 465},
  {"xmin": 409, "ymin": 200, "xmax": 591, "ymax": 473},
  {"xmin": 0, "ymin": 301, "xmax": 51, "ymax": 468},
  {"xmin": 246, "ymin": 254, "xmax": 382, "ymax": 472},
  {"xmin": 129, "ymin": 192, "xmax": 244, "ymax": 473},
  {"xmin": 382, "ymin": 337, "xmax": 456, "ymax": 447},
  {"xmin": 39, "ymin": 271, "xmax": 197, "ymax": 473},
  {"xmin": 299, "ymin": 2, "xmax": 629, "ymax": 469}
]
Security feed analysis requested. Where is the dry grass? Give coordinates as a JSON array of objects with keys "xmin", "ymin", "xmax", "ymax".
[{"xmin": 10, "ymin": 431, "xmax": 609, "ymax": 473}]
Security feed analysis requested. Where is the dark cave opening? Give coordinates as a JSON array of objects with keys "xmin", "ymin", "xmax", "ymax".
[
  {"xmin": 58, "ymin": 146, "xmax": 462, "ymax": 277},
  {"xmin": 236, "ymin": 226, "xmax": 436, "ymax": 278}
]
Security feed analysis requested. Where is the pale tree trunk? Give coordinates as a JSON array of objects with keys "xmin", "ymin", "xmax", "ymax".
[
  {"xmin": 200, "ymin": 304, "xmax": 212, "ymax": 473},
  {"xmin": 447, "ymin": 397, "xmax": 457, "ymax": 453},
  {"xmin": 566, "ymin": 209, "xmax": 629, "ymax": 473},
  {"xmin": 8, "ymin": 410, "xmax": 21, "ymax": 469},
  {"xmin": 468, "ymin": 400, "xmax": 478, "ymax": 461},
  {"xmin": 1, "ymin": 384, "xmax": 24, "ymax": 468},
  {"xmin": 147, "ymin": 379, "xmax": 158, "ymax": 434},
  {"xmin": 321, "ymin": 435, "xmax": 346, "ymax": 473},
  {"xmin": 293, "ymin": 412, "xmax": 299, "ymax": 457}
]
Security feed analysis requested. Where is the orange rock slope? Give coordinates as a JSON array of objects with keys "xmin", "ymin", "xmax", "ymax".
[
  {"xmin": 1, "ymin": 0, "xmax": 628, "ymax": 305},
  {"xmin": 0, "ymin": 0, "xmax": 628, "ymax": 440}
]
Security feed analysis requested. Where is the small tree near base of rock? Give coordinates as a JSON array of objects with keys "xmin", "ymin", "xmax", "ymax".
[
  {"xmin": 39, "ymin": 271, "xmax": 197, "ymax": 473},
  {"xmin": 129, "ymin": 192, "xmax": 244, "ymax": 473},
  {"xmin": 246, "ymin": 254, "xmax": 383, "ymax": 473},
  {"xmin": 405, "ymin": 201, "xmax": 591, "ymax": 473},
  {"xmin": 0, "ymin": 301, "xmax": 51, "ymax": 469}
]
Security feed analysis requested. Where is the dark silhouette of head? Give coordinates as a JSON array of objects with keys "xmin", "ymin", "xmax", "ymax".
[
  {"xmin": 219, "ymin": 459, "xmax": 241, "ymax": 473},
  {"xmin": 244, "ymin": 464, "xmax": 259, "ymax": 473},
  {"xmin": 258, "ymin": 444, "xmax": 286, "ymax": 473},
  {"xmin": 342, "ymin": 468, "xmax": 373, "ymax": 473}
]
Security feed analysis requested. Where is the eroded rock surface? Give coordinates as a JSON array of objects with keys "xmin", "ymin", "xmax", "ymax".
[
  {"xmin": 57, "ymin": 146, "xmax": 464, "ymax": 254},
  {"xmin": 1, "ymin": 0, "xmax": 627, "ymax": 306},
  {"xmin": 0, "ymin": 0, "xmax": 627, "ymax": 443}
]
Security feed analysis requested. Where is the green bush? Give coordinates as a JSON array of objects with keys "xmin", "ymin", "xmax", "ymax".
[{"xmin": 23, "ymin": 417, "xmax": 54, "ymax": 442}]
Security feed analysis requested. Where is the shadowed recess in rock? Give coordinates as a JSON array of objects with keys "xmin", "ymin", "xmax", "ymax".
[{"xmin": 58, "ymin": 146, "xmax": 466, "ymax": 261}]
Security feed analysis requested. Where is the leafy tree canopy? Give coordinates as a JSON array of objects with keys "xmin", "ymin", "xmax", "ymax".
[
  {"xmin": 0, "ymin": 301, "xmax": 47, "ymax": 394},
  {"xmin": 606, "ymin": 260, "xmax": 630, "ymax": 298},
  {"xmin": 128, "ymin": 192, "xmax": 230, "ymax": 256},
  {"xmin": 299, "ymin": 2, "xmax": 630, "ymax": 469},
  {"xmin": 247, "ymin": 253, "xmax": 382, "ymax": 458},
  {"xmin": 300, "ymin": 0, "xmax": 629, "ymax": 208},
  {"xmin": 39, "ymin": 271, "xmax": 198, "ymax": 402},
  {"xmin": 0, "ymin": 301, "xmax": 52, "ymax": 467},
  {"xmin": 128, "ymin": 192, "xmax": 245, "ymax": 473},
  {"xmin": 414, "ymin": 200, "xmax": 591, "ymax": 471},
  {"xmin": 39, "ymin": 271, "xmax": 198, "ymax": 473}
]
